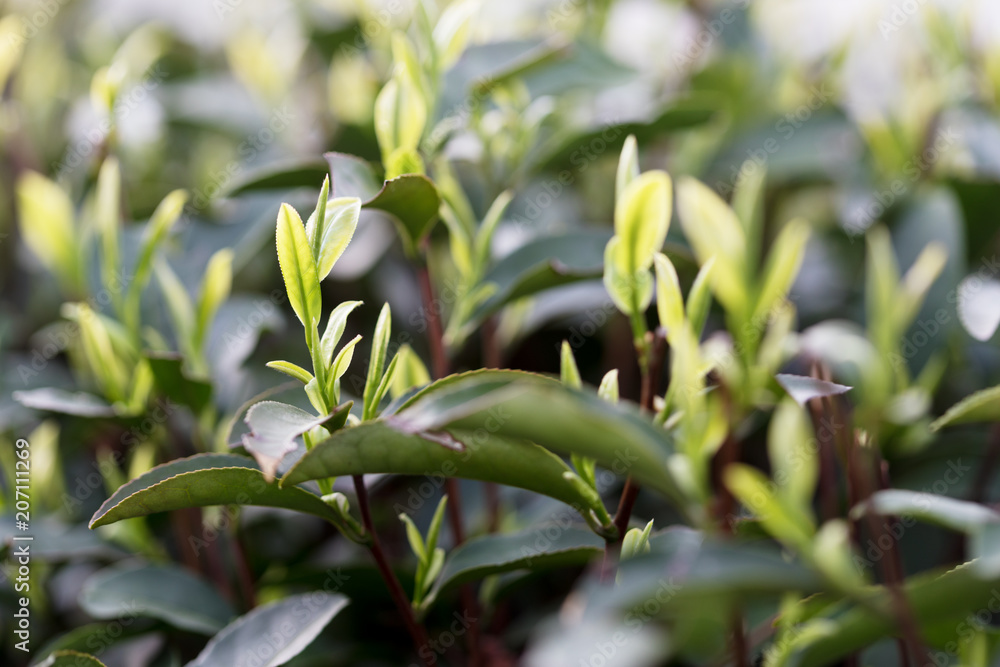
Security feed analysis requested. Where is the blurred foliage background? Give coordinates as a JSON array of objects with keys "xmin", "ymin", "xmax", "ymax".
[{"xmin": 3, "ymin": 0, "xmax": 1000, "ymax": 665}]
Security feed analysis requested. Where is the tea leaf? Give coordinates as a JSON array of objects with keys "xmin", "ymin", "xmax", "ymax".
[
  {"xmin": 276, "ymin": 203, "xmax": 322, "ymax": 328},
  {"xmin": 186, "ymin": 593, "xmax": 349, "ymax": 667}
]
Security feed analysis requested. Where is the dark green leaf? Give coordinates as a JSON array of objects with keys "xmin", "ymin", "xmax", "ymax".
[
  {"xmin": 280, "ymin": 420, "xmax": 605, "ymax": 516},
  {"xmin": 89, "ymin": 453, "xmax": 343, "ymax": 528},
  {"xmin": 80, "ymin": 563, "xmax": 234, "ymax": 635},
  {"xmin": 187, "ymin": 592, "xmax": 349, "ymax": 667},
  {"xmin": 225, "ymin": 158, "xmax": 330, "ymax": 197},
  {"xmin": 363, "ymin": 174, "xmax": 441, "ymax": 254},
  {"xmin": 931, "ymin": 385, "xmax": 1000, "ymax": 431},
  {"xmin": 37, "ymin": 651, "xmax": 108, "ymax": 667},
  {"xmin": 851, "ymin": 489, "xmax": 1000, "ymax": 534},
  {"xmin": 145, "ymin": 352, "xmax": 212, "ymax": 412}
]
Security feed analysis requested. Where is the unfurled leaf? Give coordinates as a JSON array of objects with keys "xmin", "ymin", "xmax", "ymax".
[
  {"xmin": 195, "ymin": 248, "xmax": 233, "ymax": 350},
  {"xmin": 433, "ymin": 0, "xmax": 477, "ymax": 68},
  {"xmin": 186, "ymin": 593, "xmax": 349, "ymax": 667},
  {"xmin": 560, "ymin": 341, "xmax": 582, "ymax": 389},
  {"xmin": 276, "ymin": 203, "xmax": 322, "ymax": 328},
  {"xmin": 767, "ymin": 398, "xmax": 817, "ymax": 508},
  {"xmin": 931, "ymin": 384, "xmax": 1000, "ymax": 431},
  {"xmin": 155, "ymin": 259, "xmax": 197, "ymax": 361},
  {"xmin": 146, "ymin": 352, "xmax": 212, "ymax": 412},
  {"xmin": 374, "ymin": 75, "xmax": 426, "ymax": 170},
  {"xmin": 390, "ymin": 344, "xmax": 431, "ymax": 399},
  {"xmin": 653, "ymin": 253, "xmax": 684, "ymax": 341},
  {"xmin": 474, "ymin": 189, "xmax": 513, "ymax": 271},
  {"xmin": 320, "ymin": 300, "xmax": 363, "ymax": 366},
  {"xmin": 754, "ymin": 218, "xmax": 809, "ymax": 321},
  {"xmin": 306, "ymin": 181, "xmax": 361, "ymax": 281},
  {"xmin": 363, "ymin": 304, "xmax": 392, "ymax": 420},
  {"xmin": 616, "ymin": 134, "xmax": 640, "ymax": 203},
  {"xmin": 266, "ymin": 360, "xmax": 313, "ymax": 385},
  {"xmin": 80, "ymin": 563, "xmax": 233, "ymax": 635},
  {"xmin": 614, "ymin": 170, "xmax": 671, "ymax": 275},
  {"xmin": 94, "ymin": 158, "xmax": 121, "ymax": 302},
  {"xmin": 603, "ymin": 237, "xmax": 653, "ymax": 316},
  {"xmin": 126, "ymin": 189, "xmax": 187, "ymax": 331},
  {"xmin": 685, "ymin": 256, "xmax": 716, "ymax": 338},
  {"xmin": 725, "ymin": 464, "xmax": 814, "ymax": 553},
  {"xmin": 676, "ymin": 177, "xmax": 747, "ymax": 315},
  {"xmin": 16, "ymin": 171, "xmax": 80, "ymax": 289},
  {"xmin": 621, "ymin": 519, "xmax": 654, "ymax": 561},
  {"xmin": 598, "ymin": 370, "xmax": 619, "ymax": 403},
  {"xmin": 329, "ymin": 334, "xmax": 362, "ymax": 403}
]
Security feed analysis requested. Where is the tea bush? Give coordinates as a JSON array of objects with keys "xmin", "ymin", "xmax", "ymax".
[{"xmin": 3, "ymin": 2, "xmax": 1000, "ymax": 666}]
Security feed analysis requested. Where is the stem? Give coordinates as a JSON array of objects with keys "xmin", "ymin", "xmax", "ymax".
[
  {"xmin": 353, "ymin": 475, "xmax": 436, "ymax": 667},
  {"xmin": 602, "ymin": 331, "xmax": 664, "ymax": 581},
  {"xmin": 416, "ymin": 259, "xmax": 448, "ymax": 381}
]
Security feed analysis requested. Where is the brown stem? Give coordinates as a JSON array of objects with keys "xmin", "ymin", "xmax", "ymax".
[
  {"xmin": 807, "ymin": 362, "xmax": 842, "ymax": 523},
  {"xmin": 602, "ymin": 332, "xmax": 665, "ymax": 580},
  {"xmin": 233, "ymin": 519, "xmax": 257, "ymax": 609},
  {"xmin": 416, "ymin": 259, "xmax": 448, "ymax": 381},
  {"xmin": 353, "ymin": 475, "xmax": 436, "ymax": 667}
]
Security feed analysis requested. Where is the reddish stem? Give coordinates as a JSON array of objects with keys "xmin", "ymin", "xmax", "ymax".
[{"xmin": 353, "ymin": 475, "xmax": 436, "ymax": 667}]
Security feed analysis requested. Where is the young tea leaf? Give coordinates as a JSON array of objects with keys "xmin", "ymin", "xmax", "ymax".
[{"xmin": 276, "ymin": 203, "xmax": 322, "ymax": 329}]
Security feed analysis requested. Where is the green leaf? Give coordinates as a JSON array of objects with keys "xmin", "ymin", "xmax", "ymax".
[
  {"xmin": 266, "ymin": 360, "xmax": 314, "ymax": 385},
  {"xmin": 80, "ymin": 563, "xmax": 234, "ymax": 634},
  {"xmin": 363, "ymin": 304, "xmax": 392, "ymax": 420},
  {"xmin": 851, "ymin": 489, "xmax": 1000, "ymax": 534},
  {"xmin": 390, "ymin": 344, "xmax": 431, "ymax": 399},
  {"xmin": 195, "ymin": 248, "xmax": 233, "ymax": 350},
  {"xmin": 242, "ymin": 401, "xmax": 344, "ymax": 481},
  {"xmin": 560, "ymin": 341, "xmax": 582, "ymax": 389},
  {"xmin": 276, "ymin": 203, "xmax": 322, "ymax": 328},
  {"xmin": 775, "ymin": 374, "xmax": 852, "ymax": 407},
  {"xmin": 374, "ymin": 74, "xmax": 426, "ymax": 168},
  {"xmin": 768, "ymin": 398, "xmax": 817, "ymax": 508},
  {"xmin": 393, "ymin": 372, "xmax": 685, "ymax": 506},
  {"xmin": 971, "ymin": 522, "xmax": 1000, "ymax": 579},
  {"xmin": 775, "ymin": 562, "xmax": 1000, "ymax": 666},
  {"xmin": 363, "ymin": 174, "xmax": 441, "ymax": 255},
  {"xmin": 654, "ymin": 253, "xmax": 685, "ymax": 341},
  {"xmin": 145, "ymin": 352, "xmax": 213, "ymax": 412},
  {"xmin": 433, "ymin": 0, "xmax": 476, "ymax": 68},
  {"xmin": 16, "ymin": 171, "xmax": 80, "ymax": 290},
  {"xmin": 280, "ymin": 421, "xmax": 606, "ymax": 518},
  {"xmin": 614, "ymin": 170, "xmax": 671, "ymax": 275},
  {"xmin": 320, "ymin": 301, "xmax": 363, "ymax": 367},
  {"xmin": 127, "ymin": 189, "xmax": 188, "ymax": 329},
  {"xmin": 725, "ymin": 464, "xmax": 814, "ymax": 553},
  {"xmin": 621, "ymin": 519, "xmax": 654, "ymax": 561},
  {"xmin": 94, "ymin": 157, "xmax": 121, "ymax": 300},
  {"xmin": 598, "ymin": 370, "xmax": 619, "ymax": 403},
  {"xmin": 37, "ymin": 651, "xmax": 108, "ymax": 667},
  {"xmin": 186, "ymin": 593, "xmax": 349, "ymax": 667},
  {"xmin": 603, "ymin": 236, "xmax": 653, "ymax": 317},
  {"xmin": 931, "ymin": 384, "xmax": 1000, "ymax": 431},
  {"xmin": 421, "ymin": 526, "xmax": 603, "ymax": 610},
  {"xmin": 89, "ymin": 453, "xmax": 346, "ymax": 528},
  {"xmin": 732, "ymin": 163, "xmax": 767, "ymax": 269},
  {"xmin": 754, "ymin": 218, "xmax": 810, "ymax": 321},
  {"xmin": 473, "ymin": 189, "xmax": 514, "ymax": 272},
  {"xmin": 370, "ymin": 352, "xmax": 400, "ymax": 418},
  {"xmin": 224, "ymin": 158, "xmax": 330, "ymax": 197},
  {"xmin": 685, "ymin": 256, "xmax": 716, "ymax": 338},
  {"xmin": 425, "ymin": 495, "xmax": 448, "ymax": 560},
  {"xmin": 306, "ymin": 186, "xmax": 361, "ymax": 280},
  {"xmin": 400, "ymin": 513, "xmax": 427, "ymax": 562},
  {"xmin": 329, "ymin": 334, "xmax": 362, "ymax": 403},
  {"xmin": 676, "ymin": 177, "xmax": 747, "ymax": 316},
  {"xmin": 616, "ymin": 134, "xmax": 640, "ymax": 203},
  {"xmin": 155, "ymin": 259, "xmax": 197, "ymax": 361}
]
